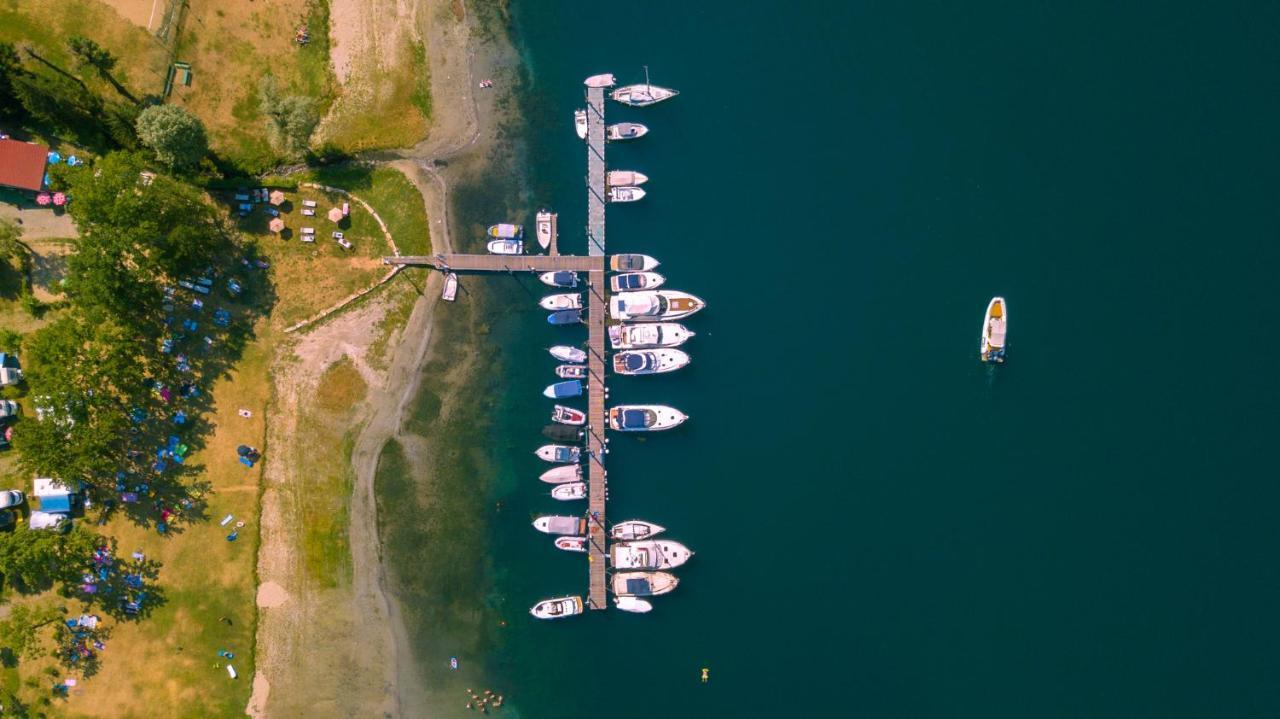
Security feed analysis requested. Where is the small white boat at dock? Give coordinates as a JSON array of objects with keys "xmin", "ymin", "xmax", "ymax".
[
  {"xmin": 535, "ymin": 444, "xmax": 581, "ymax": 463},
  {"xmin": 535, "ymin": 209, "xmax": 556, "ymax": 250},
  {"xmin": 612, "ymin": 349, "xmax": 690, "ymax": 375},
  {"xmin": 608, "ymin": 186, "xmax": 646, "ymax": 203},
  {"xmin": 533, "ymin": 515, "xmax": 587, "ymax": 535},
  {"xmin": 551, "ymin": 482, "xmax": 587, "ymax": 501},
  {"xmin": 487, "ymin": 223, "xmax": 523, "ymax": 239},
  {"xmin": 555, "ymin": 536, "xmax": 587, "ymax": 552},
  {"xmin": 607, "ymin": 170, "xmax": 649, "ymax": 186},
  {"xmin": 980, "ymin": 296, "xmax": 1007, "ymax": 363},
  {"xmin": 441, "ymin": 272, "xmax": 458, "ymax": 302},
  {"xmin": 610, "ymin": 271, "xmax": 665, "ymax": 292},
  {"xmin": 555, "ymin": 364, "xmax": 587, "ymax": 379},
  {"xmin": 614, "ymin": 597, "xmax": 653, "ymax": 613},
  {"xmin": 539, "ymin": 293, "xmax": 583, "ymax": 311},
  {"xmin": 540, "ymin": 271, "xmax": 578, "ymax": 288},
  {"xmin": 487, "ymin": 238, "xmax": 523, "ymax": 255},
  {"xmin": 583, "ymin": 73, "xmax": 616, "ymax": 88},
  {"xmin": 540, "ymin": 465, "xmax": 583, "ymax": 484},
  {"xmin": 610, "ymin": 254, "xmax": 660, "ymax": 272},
  {"xmin": 530, "ymin": 595, "xmax": 583, "ymax": 620},
  {"xmin": 607, "ymin": 123, "xmax": 649, "ymax": 141},
  {"xmin": 608, "ymin": 404, "xmax": 688, "ymax": 431},
  {"xmin": 543, "ymin": 380, "xmax": 583, "ymax": 399},
  {"xmin": 574, "ymin": 109, "xmax": 587, "ymax": 139},
  {"xmin": 611, "ymin": 571, "xmax": 679, "ymax": 597},
  {"xmin": 610, "ymin": 540, "xmax": 694, "ymax": 570},
  {"xmin": 611, "ymin": 68, "xmax": 678, "ymax": 107},
  {"xmin": 610, "ymin": 290, "xmax": 705, "ymax": 322},
  {"xmin": 550, "ymin": 345, "xmax": 587, "ymax": 363},
  {"xmin": 609, "ymin": 322, "xmax": 695, "ymax": 349},
  {"xmin": 551, "ymin": 405, "xmax": 586, "ymax": 426},
  {"xmin": 610, "ymin": 520, "xmax": 666, "ymax": 541}
]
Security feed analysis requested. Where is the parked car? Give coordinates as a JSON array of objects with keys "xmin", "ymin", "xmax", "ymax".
[
  {"xmin": 28, "ymin": 511, "xmax": 68, "ymax": 532},
  {"xmin": 0, "ymin": 400, "xmax": 18, "ymax": 420},
  {"xmin": 0, "ymin": 352, "xmax": 22, "ymax": 386},
  {"xmin": 0, "ymin": 489, "xmax": 23, "ymax": 509},
  {"xmin": 0, "ymin": 509, "xmax": 14, "ymax": 530}
]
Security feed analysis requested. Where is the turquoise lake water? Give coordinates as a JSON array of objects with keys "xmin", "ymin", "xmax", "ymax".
[{"xmin": 399, "ymin": 2, "xmax": 1280, "ymax": 716}]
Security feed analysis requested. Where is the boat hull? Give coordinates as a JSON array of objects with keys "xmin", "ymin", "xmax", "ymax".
[
  {"xmin": 547, "ymin": 310, "xmax": 582, "ymax": 325},
  {"xmin": 607, "ymin": 170, "xmax": 649, "ymax": 186},
  {"xmin": 530, "ymin": 595, "xmax": 583, "ymax": 619},
  {"xmin": 539, "ymin": 293, "xmax": 583, "ymax": 311},
  {"xmin": 487, "ymin": 223, "xmax": 523, "ymax": 239},
  {"xmin": 535, "ymin": 210, "xmax": 555, "ymax": 249},
  {"xmin": 610, "ymin": 540, "xmax": 694, "ymax": 570},
  {"xmin": 607, "ymin": 123, "xmax": 649, "ymax": 141},
  {"xmin": 551, "ymin": 482, "xmax": 587, "ymax": 501},
  {"xmin": 610, "ymin": 272, "xmax": 665, "ymax": 292},
  {"xmin": 550, "ymin": 345, "xmax": 587, "ymax": 363},
  {"xmin": 533, "ymin": 515, "xmax": 587, "ymax": 535},
  {"xmin": 610, "ymin": 290, "xmax": 706, "ymax": 322},
  {"xmin": 554, "ymin": 536, "xmax": 587, "ymax": 552},
  {"xmin": 543, "ymin": 380, "xmax": 583, "ymax": 399},
  {"xmin": 608, "ymin": 186, "xmax": 646, "ymax": 203},
  {"xmin": 441, "ymin": 272, "xmax": 458, "ymax": 302},
  {"xmin": 610, "ymin": 520, "xmax": 666, "ymax": 541},
  {"xmin": 612, "ymin": 349, "xmax": 691, "ymax": 375},
  {"xmin": 610, "ymin": 84, "xmax": 679, "ymax": 107},
  {"xmin": 980, "ymin": 296, "xmax": 1007, "ymax": 363},
  {"xmin": 540, "ymin": 271, "xmax": 578, "ymax": 288},
  {"xmin": 611, "ymin": 571, "xmax": 679, "ymax": 597},
  {"xmin": 608, "ymin": 322, "xmax": 694, "ymax": 349},
  {"xmin": 609, "ymin": 254, "xmax": 660, "ymax": 272},
  {"xmin": 540, "ymin": 465, "xmax": 583, "ymax": 484},
  {"xmin": 556, "ymin": 365, "xmax": 587, "ymax": 379},
  {"xmin": 614, "ymin": 597, "xmax": 653, "ymax": 613},
  {"xmin": 536, "ymin": 444, "xmax": 581, "ymax": 463},
  {"xmin": 551, "ymin": 405, "xmax": 586, "ymax": 426},
  {"xmin": 487, "ymin": 239, "xmax": 523, "ymax": 255},
  {"xmin": 608, "ymin": 405, "xmax": 688, "ymax": 431}
]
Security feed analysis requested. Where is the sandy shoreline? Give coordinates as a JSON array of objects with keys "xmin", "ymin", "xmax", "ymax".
[{"xmin": 248, "ymin": 1, "xmax": 520, "ymax": 716}]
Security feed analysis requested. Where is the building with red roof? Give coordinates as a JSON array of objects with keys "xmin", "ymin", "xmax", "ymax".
[{"xmin": 0, "ymin": 138, "xmax": 49, "ymax": 193}]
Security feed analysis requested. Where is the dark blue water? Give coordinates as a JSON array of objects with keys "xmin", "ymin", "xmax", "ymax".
[{"xmin": 410, "ymin": 2, "xmax": 1280, "ymax": 716}]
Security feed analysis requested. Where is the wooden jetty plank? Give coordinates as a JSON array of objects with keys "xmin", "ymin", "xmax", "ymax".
[
  {"xmin": 585, "ymin": 269, "xmax": 608, "ymax": 609},
  {"xmin": 586, "ymin": 86, "xmax": 607, "ymax": 257},
  {"xmin": 386, "ymin": 254, "xmax": 604, "ymax": 273}
]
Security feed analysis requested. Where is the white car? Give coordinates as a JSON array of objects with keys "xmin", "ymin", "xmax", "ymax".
[
  {"xmin": 0, "ymin": 400, "xmax": 17, "ymax": 419},
  {"xmin": 0, "ymin": 489, "xmax": 23, "ymax": 509}
]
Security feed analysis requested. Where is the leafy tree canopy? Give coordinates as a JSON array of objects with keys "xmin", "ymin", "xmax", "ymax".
[
  {"xmin": 135, "ymin": 104, "xmax": 207, "ymax": 170},
  {"xmin": 0, "ymin": 526, "xmax": 100, "ymax": 594}
]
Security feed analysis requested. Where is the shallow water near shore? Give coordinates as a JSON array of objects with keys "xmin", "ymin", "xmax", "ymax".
[{"xmin": 388, "ymin": 1, "xmax": 1280, "ymax": 716}]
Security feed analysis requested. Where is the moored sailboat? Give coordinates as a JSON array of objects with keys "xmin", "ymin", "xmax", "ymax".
[{"xmin": 610, "ymin": 67, "xmax": 679, "ymax": 107}]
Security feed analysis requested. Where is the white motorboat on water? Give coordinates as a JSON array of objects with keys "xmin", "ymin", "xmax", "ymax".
[
  {"xmin": 535, "ymin": 209, "xmax": 555, "ymax": 250},
  {"xmin": 574, "ymin": 109, "xmax": 587, "ymax": 140},
  {"xmin": 614, "ymin": 597, "xmax": 653, "ymax": 613},
  {"xmin": 539, "ymin": 293, "xmax": 583, "ymax": 311},
  {"xmin": 610, "ymin": 520, "xmax": 665, "ymax": 541},
  {"xmin": 549, "ymin": 345, "xmax": 587, "ymax": 363},
  {"xmin": 610, "ymin": 540, "xmax": 694, "ymax": 570},
  {"xmin": 608, "ymin": 404, "xmax": 688, "ymax": 431},
  {"xmin": 980, "ymin": 296, "xmax": 1007, "ymax": 363},
  {"xmin": 607, "ymin": 170, "xmax": 649, "ymax": 186},
  {"xmin": 555, "ymin": 364, "xmax": 587, "ymax": 380},
  {"xmin": 487, "ymin": 223, "xmax": 523, "ymax": 239},
  {"xmin": 530, "ymin": 595, "xmax": 583, "ymax": 620},
  {"xmin": 551, "ymin": 405, "xmax": 586, "ymax": 426},
  {"xmin": 535, "ymin": 444, "xmax": 581, "ymax": 463},
  {"xmin": 555, "ymin": 536, "xmax": 587, "ymax": 552},
  {"xmin": 611, "ymin": 571, "xmax": 679, "ymax": 597},
  {"xmin": 611, "ymin": 68, "xmax": 679, "ymax": 107},
  {"xmin": 441, "ymin": 272, "xmax": 458, "ymax": 302},
  {"xmin": 612, "ymin": 348, "xmax": 690, "ymax": 376},
  {"xmin": 543, "ymin": 380, "xmax": 583, "ymax": 399},
  {"xmin": 610, "ymin": 254, "xmax": 660, "ymax": 272},
  {"xmin": 487, "ymin": 239, "xmax": 522, "ymax": 255},
  {"xmin": 533, "ymin": 515, "xmax": 587, "ymax": 535},
  {"xmin": 551, "ymin": 482, "xmax": 587, "ymax": 501},
  {"xmin": 610, "ymin": 271, "xmax": 665, "ymax": 292},
  {"xmin": 610, "ymin": 290, "xmax": 705, "ymax": 322},
  {"xmin": 607, "ymin": 123, "xmax": 649, "ymax": 141},
  {"xmin": 540, "ymin": 271, "xmax": 578, "ymax": 288},
  {"xmin": 540, "ymin": 465, "xmax": 582, "ymax": 484},
  {"xmin": 608, "ymin": 322, "xmax": 695, "ymax": 349},
  {"xmin": 583, "ymin": 73, "xmax": 616, "ymax": 88},
  {"xmin": 608, "ymin": 186, "xmax": 646, "ymax": 203}
]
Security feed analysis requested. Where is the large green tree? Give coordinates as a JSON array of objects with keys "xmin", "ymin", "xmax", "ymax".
[
  {"xmin": 0, "ymin": 526, "xmax": 100, "ymax": 594},
  {"xmin": 0, "ymin": 42, "xmax": 26, "ymax": 120},
  {"xmin": 135, "ymin": 104, "xmax": 207, "ymax": 170},
  {"xmin": 0, "ymin": 601, "xmax": 63, "ymax": 660},
  {"xmin": 67, "ymin": 35, "xmax": 136, "ymax": 104}
]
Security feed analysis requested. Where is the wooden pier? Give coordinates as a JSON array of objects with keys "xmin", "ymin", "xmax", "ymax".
[{"xmin": 586, "ymin": 82, "xmax": 607, "ymax": 257}]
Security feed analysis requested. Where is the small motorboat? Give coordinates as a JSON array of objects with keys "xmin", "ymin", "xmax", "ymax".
[
  {"xmin": 610, "ymin": 271, "xmax": 665, "ymax": 292},
  {"xmin": 610, "ymin": 520, "xmax": 666, "ymax": 541},
  {"xmin": 610, "ymin": 254, "xmax": 660, "ymax": 272},
  {"xmin": 551, "ymin": 405, "xmax": 586, "ymax": 426},
  {"xmin": 536, "ymin": 444, "xmax": 581, "ymax": 463},
  {"xmin": 609, "ymin": 322, "xmax": 695, "ymax": 349},
  {"xmin": 583, "ymin": 72, "xmax": 616, "ymax": 88},
  {"xmin": 607, "ymin": 123, "xmax": 649, "ymax": 141},
  {"xmin": 540, "ymin": 465, "xmax": 582, "ymax": 484},
  {"xmin": 540, "ymin": 293, "xmax": 583, "ymax": 311},
  {"xmin": 535, "ymin": 209, "xmax": 555, "ymax": 250},
  {"xmin": 547, "ymin": 310, "xmax": 582, "ymax": 326},
  {"xmin": 610, "ymin": 540, "xmax": 694, "ymax": 570},
  {"xmin": 980, "ymin": 296, "xmax": 1007, "ymax": 363},
  {"xmin": 608, "ymin": 186, "xmax": 646, "ymax": 203},
  {"xmin": 542, "ymin": 424, "xmax": 583, "ymax": 442},
  {"xmin": 611, "ymin": 69, "xmax": 679, "ymax": 107},
  {"xmin": 487, "ymin": 238, "xmax": 523, "ymax": 255},
  {"xmin": 608, "ymin": 405, "xmax": 688, "ymax": 431},
  {"xmin": 614, "ymin": 597, "xmax": 653, "ymax": 613},
  {"xmin": 533, "ymin": 515, "xmax": 587, "ymax": 535},
  {"xmin": 610, "ymin": 290, "xmax": 705, "ymax": 322},
  {"xmin": 543, "ymin": 380, "xmax": 583, "ymax": 399},
  {"xmin": 611, "ymin": 571, "xmax": 679, "ymax": 597},
  {"xmin": 555, "ymin": 536, "xmax": 587, "ymax": 552},
  {"xmin": 607, "ymin": 170, "xmax": 649, "ymax": 186},
  {"xmin": 574, "ymin": 109, "xmax": 588, "ymax": 139},
  {"xmin": 612, "ymin": 349, "xmax": 690, "ymax": 375},
  {"xmin": 441, "ymin": 272, "xmax": 458, "ymax": 302},
  {"xmin": 550, "ymin": 345, "xmax": 587, "ymax": 363},
  {"xmin": 540, "ymin": 271, "xmax": 578, "ymax": 288},
  {"xmin": 556, "ymin": 364, "xmax": 587, "ymax": 379},
  {"xmin": 551, "ymin": 482, "xmax": 587, "ymax": 501},
  {"xmin": 530, "ymin": 595, "xmax": 583, "ymax": 620},
  {"xmin": 487, "ymin": 223, "xmax": 523, "ymax": 239}
]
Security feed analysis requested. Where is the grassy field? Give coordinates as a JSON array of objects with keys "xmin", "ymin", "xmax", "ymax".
[{"xmin": 321, "ymin": 33, "xmax": 433, "ymax": 152}]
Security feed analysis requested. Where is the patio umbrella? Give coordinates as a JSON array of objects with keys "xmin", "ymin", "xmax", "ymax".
[
  {"xmin": 269, "ymin": 189, "xmax": 286, "ymax": 206},
  {"xmin": 52, "ymin": 193, "xmax": 66, "ymax": 206},
  {"xmin": 268, "ymin": 217, "xmax": 285, "ymax": 233},
  {"xmin": 327, "ymin": 207, "xmax": 344, "ymax": 222},
  {"xmin": 36, "ymin": 193, "xmax": 50, "ymax": 206}
]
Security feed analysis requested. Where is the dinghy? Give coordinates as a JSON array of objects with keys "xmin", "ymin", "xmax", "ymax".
[
  {"xmin": 614, "ymin": 596, "xmax": 654, "ymax": 613},
  {"xmin": 607, "ymin": 123, "xmax": 649, "ymax": 141},
  {"xmin": 980, "ymin": 296, "xmax": 1008, "ymax": 363},
  {"xmin": 540, "ymin": 465, "xmax": 583, "ymax": 484},
  {"xmin": 607, "ymin": 170, "xmax": 649, "ymax": 186},
  {"xmin": 611, "ymin": 571, "xmax": 679, "ymax": 597},
  {"xmin": 542, "ymin": 424, "xmax": 583, "ymax": 442},
  {"xmin": 487, "ymin": 238, "xmax": 523, "ymax": 255},
  {"xmin": 539, "ymin": 271, "xmax": 578, "ymax": 288},
  {"xmin": 551, "ymin": 405, "xmax": 586, "ymax": 426},
  {"xmin": 549, "ymin": 345, "xmax": 587, "ymax": 363},
  {"xmin": 555, "ymin": 364, "xmax": 587, "ymax": 379},
  {"xmin": 610, "ymin": 290, "xmax": 705, "ymax": 322},
  {"xmin": 547, "ymin": 310, "xmax": 582, "ymax": 325},
  {"xmin": 609, "ymin": 322, "xmax": 695, "ymax": 349},
  {"xmin": 536, "ymin": 444, "xmax": 581, "ymax": 463},
  {"xmin": 555, "ymin": 536, "xmax": 587, "ymax": 552},
  {"xmin": 540, "ymin": 293, "xmax": 583, "ymax": 311},
  {"xmin": 535, "ymin": 209, "xmax": 555, "ymax": 250},
  {"xmin": 574, "ymin": 109, "xmax": 588, "ymax": 139},
  {"xmin": 487, "ymin": 223, "xmax": 523, "ymax": 239},
  {"xmin": 533, "ymin": 515, "xmax": 587, "ymax": 535},
  {"xmin": 611, "ymin": 68, "xmax": 679, "ymax": 107},
  {"xmin": 610, "ymin": 254, "xmax": 660, "ymax": 272},
  {"xmin": 441, "ymin": 272, "xmax": 458, "ymax": 302},
  {"xmin": 583, "ymin": 72, "xmax": 616, "ymax": 88},
  {"xmin": 610, "ymin": 540, "xmax": 694, "ymax": 570},
  {"xmin": 610, "ymin": 520, "xmax": 666, "ymax": 541},
  {"xmin": 530, "ymin": 595, "xmax": 583, "ymax": 620},
  {"xmin": 608, "ymin": 186, "xmax": 646, "ymax": 203},
  {"xmin": 543, "ymin": 380, "xmax": 583, "ymax": 399},
  {"xmin": 608, "ymin": 405, "xmax": 688, "ymax": 431},
  {"xmin": 610, "ymin": 271, "xmax": 665, "ymax": 292},
  {"xmin": 612, "ymin": 349, "xmax": 690, "ymax": 375},
  {"xmin": 551, "ymin": 482, "xmax": 588, "ymax": 501}
]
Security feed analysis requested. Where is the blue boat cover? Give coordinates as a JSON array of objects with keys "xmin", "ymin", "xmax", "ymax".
[
  {"xmin": 553, "ymin": 271, "xmax": 576, "ymax": 286},
  {"xmin": 547, "ymin": 310, "xmax": 581, "ymax": 325},
  {"xmin": 622, "ymin": 354, "xmax": 648, "ymax": 372},
  {"xmin": 554, "ymin": 447, "xmax": 576, "ymax": 461},
  {"xmin": 618, "ymin": 274, "xmax": 641, "ymax": 289},
  {"xmin": 624, "ymin": 578, "xmax": 652, "ymax": 595},
  {"xmin": 552, "ymin": 381, "xmax": 583, "ymax": 398},
  {"xmin": 620, "ymin": 409, "xmax": 649, "ymax": 429}
]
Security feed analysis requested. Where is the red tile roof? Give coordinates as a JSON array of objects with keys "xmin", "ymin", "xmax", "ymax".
[{"xmin": 0, "ymin": 138, "xmax": 49, "ymax": 192}]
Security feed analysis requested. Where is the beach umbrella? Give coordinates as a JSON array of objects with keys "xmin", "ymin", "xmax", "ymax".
[
  {"xmin": 36, "ymin": 193, "xmax": 50, "ymax": 206},
  {"xmin": 52, "ymin": 192, "xmax": 66, "ymax": 206},
  {"xmin": 268, "ymin": 217, "xmax": 285, "ymax": 233},
  {"xmin": 327, "ymin": 207, "xmax": 343, "ymax": 223},
  {"xmin": 268, "ymin": 189, "xmax": 286, "ymax": 206}
]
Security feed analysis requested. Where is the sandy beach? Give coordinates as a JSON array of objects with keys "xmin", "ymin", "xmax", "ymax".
[{"xmin": 247, "ymin": 1, "xmax": 520, "ymax": 715}]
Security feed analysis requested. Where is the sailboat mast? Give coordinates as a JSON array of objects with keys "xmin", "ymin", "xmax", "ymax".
[{"xmin": 644, "ymin": 65, "xmax": 651, "ymax": 95}]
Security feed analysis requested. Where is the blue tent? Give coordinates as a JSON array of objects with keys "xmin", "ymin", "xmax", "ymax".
[{"xmin": 40, "ymin": 494, "xmax": 72, "ymax": 514}]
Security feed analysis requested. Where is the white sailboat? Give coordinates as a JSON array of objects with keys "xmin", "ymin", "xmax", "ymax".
[{"xmin": 611, "ymin": 67, "xmax": 679, "ymax": 107}]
